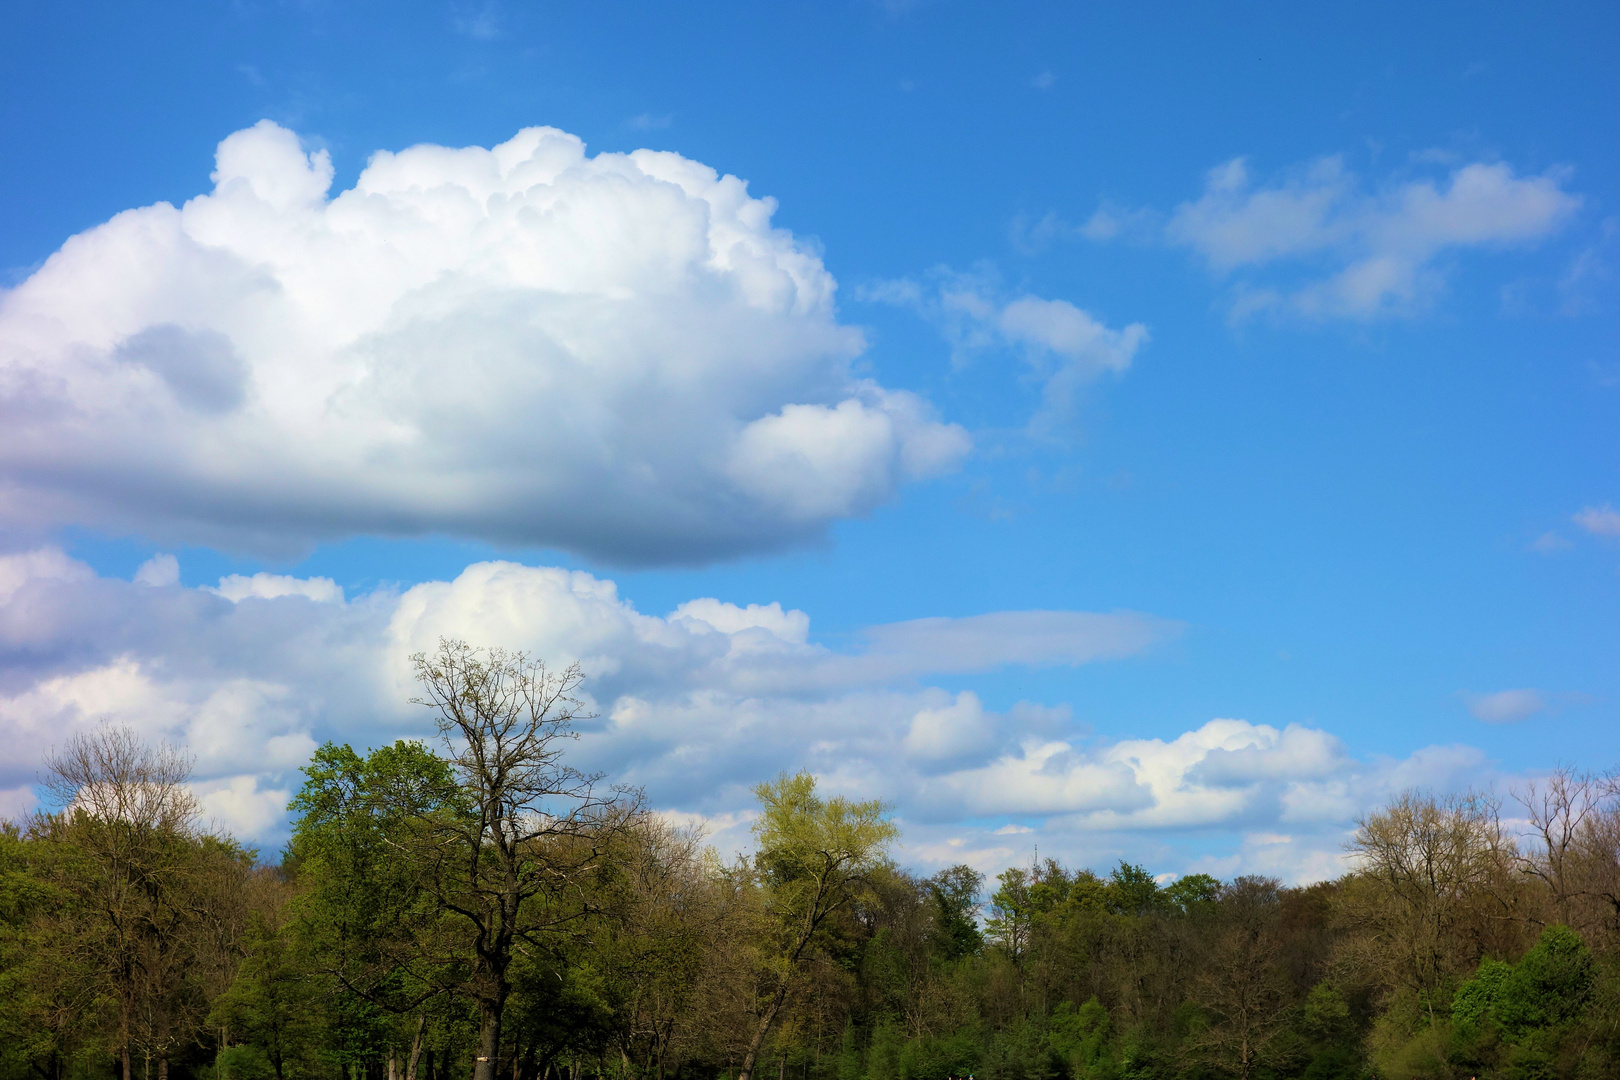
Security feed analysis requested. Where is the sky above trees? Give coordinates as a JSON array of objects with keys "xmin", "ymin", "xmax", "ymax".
[{"xmin": 0, "ymin": 0, "xmax": 1616, "ymax": 882}]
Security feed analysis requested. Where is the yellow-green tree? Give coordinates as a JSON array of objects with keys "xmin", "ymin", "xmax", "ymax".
[{"xmin": 737, "ymin": 773, "xmax": 896, "ymax": 1080}]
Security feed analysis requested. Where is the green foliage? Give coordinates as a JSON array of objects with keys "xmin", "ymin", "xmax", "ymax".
[
  {"xmin": 212, "ymin": 914, "xmax": 319, "ymax": 1080},
  {"xmin": 1301, "ymin": 982, "xmax": 1351, "ymax": 1043},
  {"xmin": 867, "ymin": 1019, "xmax": 903, "ymax": 1080},
  {"xmin": 1161, "ymin": 874, "xmax": 1219, "ymax": 918},
  {"xmin": 1453, "ymin": 957, "xmax": 1513, "ymax": 1028},
  {"xmin": 1049, "ymin": 999, "xmax": 1114, "ymax": 1078},
  {"xmin": 836, "ymin": 1024, "xmax": 862, "ymax": 1080},
  {"xmin": 1104, "ymin": 864, "xmax": 1161, "ymax": 918},
  {"xmin": 1452, "ymin": 925, "xmax": 1595, "ymax": 1043},
  {"xmin": 929, "ymin": 865, "xmax": 985, "ymax": 961},
  {"xmin": 217, "ymin": 1043, "xmax": 279, "ymax": 1080},
  {"xmin": 1496, "ymin": 925, "xmax": 1595, "ymax": 1036}
]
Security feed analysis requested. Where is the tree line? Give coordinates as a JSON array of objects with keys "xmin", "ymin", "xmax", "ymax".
[{"xmin": 2, "ymin": 640, "xmax": 1618, "ymax": 1080}]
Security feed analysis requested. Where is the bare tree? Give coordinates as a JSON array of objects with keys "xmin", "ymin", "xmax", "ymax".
[
  {"xmin": 35, "ymin": 727, "xmax": 203, "ymax": 1080},
  {"xmin": 1345, "ymin": 789, "xmax": 1520, "ymax": 1016},
  {"xmin": 1187, "ymin": 877, "xmax": 1292, "ymax": 1080},
  {"xmin": 408, "ymin": 640, "xmax": 624, "ymax": 1080}
]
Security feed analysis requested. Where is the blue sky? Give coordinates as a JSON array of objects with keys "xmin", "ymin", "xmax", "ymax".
[{"xmin": 1, "ymin": 0, "xmax": 1616, "ymax": 880}]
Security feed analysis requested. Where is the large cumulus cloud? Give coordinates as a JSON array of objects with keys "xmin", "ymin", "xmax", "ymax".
[
  {"xmin": 0, "ymin": 548, "xmax": 1494, "ymax": 882},
  {"xmin": 0, "ymin": 122, "xmax": 968, "ymax": 562}
]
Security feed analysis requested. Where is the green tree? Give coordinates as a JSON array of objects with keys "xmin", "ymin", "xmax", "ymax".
[
  {"xmin": 288, "ymin": 738, "xmax": 455, "ymax": 1037},
  {"xmin": 212, "ymin": 911, "xmax": 318, "ymax": 1080},
  {"xmin": 985, "ymin": 868, "xmax": 1033, "ymax": 963},
  {"xmin": 927, "ymin": 865, "xmax": 984, "ymax": 962},
  {"xmin": 1163, "ymin": 874, "xmax": 1220, "ymax": 918},
  {"xmin": 737, "ymin": 772, "xmax": 896, "ymax": 1080}
]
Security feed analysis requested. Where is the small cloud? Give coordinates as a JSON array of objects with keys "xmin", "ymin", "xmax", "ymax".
[
  {"xmin": 1464, "ymin": 688, "xmax": 1546, "ymax": 723},
  {"xmin": 236, "ymin": 64, "xmax": 266, "ymax": 88},
  {"xmin": 1575, "ymin": 505, "xmax": 1620, "ymax": 538},
  {"xmin": 1530, "ymin": 531, "xmax": 1572, "ymax": 554},
  {"xmin": 994, "ymin": 823, "xmax": 1034, "ymax": 835},
  {"xmin": 453, "ymin": 2, "xmax": 500, "ymax": 40},
  {"xmin": 210, "ymin": 573, "xmax": 344, "ymax": 604},
  {"xmin": 1032, "ymin": 71, "xmax": 1056, "ymax": 90},
  {"xmin": 134, "ymin": 554, "xmax": 180, "ymax": 588},
  {"xmin": 1009, "ymin": 204, "xmax": 1158, "ymax": 254},
  {"xmin": 859, "ymin": 266, "xmax": 1147, "ymax": 431},
  {"xmin": 1080, "ymin": 202, "xmax": 1158, "ymax": 242},
  {"xmin": 899, "ymin": 78, "xmax": 917, "ymax": 93},
  {"xmin": 626, "ymin": 113, "xmax": 673, "ymax": 131}
]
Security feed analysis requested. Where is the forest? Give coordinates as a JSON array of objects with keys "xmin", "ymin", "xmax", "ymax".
[{"xmin": 2, "ymin": 641, "xmax": 1618, "ymax": 1080}]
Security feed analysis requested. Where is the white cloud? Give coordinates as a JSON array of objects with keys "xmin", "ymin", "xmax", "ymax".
[
  {"xmin": 194, "ymin": 774, "xmax": 294, "ymax": 839},
  {"xmin": 0, "ymin": 122, "xmax": 967, "ymax": 564},
  {"xmin": 134, "ymin": 554, "xmax": 180, "ymax": 587},
  {"xmin": 0, "ymin": 785, "xmax": 35, "ymax": 820},
  {"xmin": 903, "ymin": 691, "xmax": 997, "ymax": 770},
  {"xmin": 1076, "ymin": 154, "xmax": 1580, "ymax": 319},
  {"xmin": 1464, "ymin": 688, "xmax": 1547, "ymax": 723},
  {"xmin": 671, "ymin": 598, "xmax": 809, "ymax": 643},
  {"xmin": 862, "ymin": 268, "xmax": 1147, "ymax": 429},
  {"xmin": 0, "ymin": 547, "xmax": 1510, "ymax": 882},
  {"xmin": 0, "ymin": 547, "xmax": 91, "ymax": 602},
  {"xmin": 1575, "ymin": 505, "xmax": 1620, "ymax": 538},
  {"xmin": 211, "ymin": 573, "xmax": 344, "ymax": 603}
]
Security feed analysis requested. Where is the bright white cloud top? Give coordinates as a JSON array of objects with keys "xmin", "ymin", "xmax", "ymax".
[
  {"xmin": 0, "ymin": 121, "xmax": 968, "ymax": 562},
  {"xmin": 0, "ymin": 548, "xmax": 1491, "ymax": 881}
]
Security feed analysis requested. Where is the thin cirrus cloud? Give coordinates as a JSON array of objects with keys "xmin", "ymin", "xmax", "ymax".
[
  {"xmin": 0, "ymin": 121, "xmax": 968, "ymax": 565},
  {"xmin": 0, "ymin": 547, "xmax": 1498, "ymax": 881},
  {"xmin": 1045, "ymin": 153, "xmax": 1580, "ymax": 320}
]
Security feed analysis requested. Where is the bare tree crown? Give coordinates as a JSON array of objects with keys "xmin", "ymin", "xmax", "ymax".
[{"xmin": 42, "ymin": 725, "xmax": 199, "ymax": 837}]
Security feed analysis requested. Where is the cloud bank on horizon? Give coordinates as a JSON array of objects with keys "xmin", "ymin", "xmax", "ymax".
[
  {"xmin": 0, "ymin": 121, "xmax": 971, "ymax": 564},
  {"xmin": 0, "ymin": 547, "xmax": 1491, "ymax": 883}
]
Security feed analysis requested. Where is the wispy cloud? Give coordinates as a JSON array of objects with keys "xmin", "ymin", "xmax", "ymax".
[
  {"xmin": 452, "ymin": 1, "xmax": 501, "ymax": 40},
  {"xmin": 1575, "ymin": 505, "xmax": 1620, "ymax": 538},
  {"xmin": 626, "ymin": 112, "xmax": 673, "ymax": 131},
  {"xmin": 1040, "ymin": 153, "xmax": 1580, "ymax": 321},
  {"xmin": 860, "ymin": 266, "xmax": 1147, "ymax": 432},
  {"xmin": 1464, "ymin": 688, "xmax": 1547, "ymax": 723}
]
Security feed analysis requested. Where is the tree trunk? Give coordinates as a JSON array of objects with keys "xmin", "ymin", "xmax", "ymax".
[
  {"xmin": 473, "ymin": 1000, "xmax": 502, "ymax": 1080},
  {"xmin": 735, "ymin": 986, "xmax": 788, "ymax": 1080},
  {"xmin": 390, "ymin": 1048, "xmax": 398, "ymax": 1080},
  {"xmin": 406, "ymin": 1016, "xmax": 427, "ymax": 1080}
]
